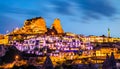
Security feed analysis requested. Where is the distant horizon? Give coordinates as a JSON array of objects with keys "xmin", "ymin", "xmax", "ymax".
[{"xmin": 0, "ymin": 0, "xmax": 120, "ymax": 37}]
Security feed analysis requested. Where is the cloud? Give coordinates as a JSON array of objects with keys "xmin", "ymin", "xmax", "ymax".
[
  {"xmin": 75, "ymin": 0, "xmax": 116, "ymax": 19},
  {"xmin": 49, "ymin": 0, "xmax": 116, "ymax": 20},
  {"xmin": 0, "ymin": 4, "xmax": 44, "ymax": 16},
  {"xmin": 50, "ymin": 0, "xmax": 73, "ymax": 15},
  {"xmin": 1, "ymin": 0, "xmax": 116, "ymax": 21}
]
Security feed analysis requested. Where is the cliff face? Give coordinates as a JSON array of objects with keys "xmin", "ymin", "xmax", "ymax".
[
  {"xmin": 23, "ymin": 17, "xmax": 47, "ymax": 34},
  {"xmin": 51, "ymin": 18, "xmax": 64, "ymax": 34},
  {"xmin": 11, "ymin": 17, "xmax": 47, "ymax": 35}
]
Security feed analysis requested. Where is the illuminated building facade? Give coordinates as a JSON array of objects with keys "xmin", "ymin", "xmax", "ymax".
[{"xmin": 11, "ymin": 34, "xmax": 93, "ymax": 55}]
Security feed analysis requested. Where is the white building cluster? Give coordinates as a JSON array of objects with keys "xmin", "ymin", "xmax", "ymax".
[{"xmin": 12, "ymin": 35, "xmax": 93, "ymax": 55}]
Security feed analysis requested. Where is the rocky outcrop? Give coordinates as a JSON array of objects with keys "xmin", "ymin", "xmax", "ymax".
[
  {"xmin": 24, "ymin": 17, "xmax": 47, "ymax": 33},
  {"xmin": 10, "ymin": 17, "xmax": 47, "ymax": 35},
  {"xmin": 9, "ymin": 17, "xmax": 64, "ymax": 35},
  {"xmin": 23, "ymin": 17, "xmax": 47, "ymax": 34},
  {"xmin": 51, "ymin": 18, "xmax": 64, "ymax": 34}
]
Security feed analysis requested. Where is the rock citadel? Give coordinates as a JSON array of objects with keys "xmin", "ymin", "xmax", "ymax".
[{"xmin": 10, "ymin": 17, "xmax": 64, "ymax": 35}]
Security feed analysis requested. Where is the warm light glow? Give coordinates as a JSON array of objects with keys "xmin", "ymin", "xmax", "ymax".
[{"xmin": 15, "ymin": 55, "xmax": 19, "ymax": 60}]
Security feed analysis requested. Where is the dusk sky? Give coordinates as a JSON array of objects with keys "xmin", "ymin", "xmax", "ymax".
[{"xmin": 0, "ymin": 0, "xmax": 120, "ymax": 37}]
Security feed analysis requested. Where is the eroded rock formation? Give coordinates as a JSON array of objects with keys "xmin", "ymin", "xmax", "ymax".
[
  {"xmin": 23, "ymin": 17, "xmax": 47, "ymax": 34},
  {"xmin": 51, "ymin": 18, "xmax": 64, "ymax": 34},
  {"xmin": 10, "ymin": 17, "xmax": 47, "ymax": 35},
  {"xmin": 9, "ymin": 17, "xmax": 64, "ymax": 35}
]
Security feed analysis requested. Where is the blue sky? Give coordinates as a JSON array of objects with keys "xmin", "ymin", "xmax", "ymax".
[{"xmin": 0, "ymin": 0, "xmax": 120, "ymax": 37}]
